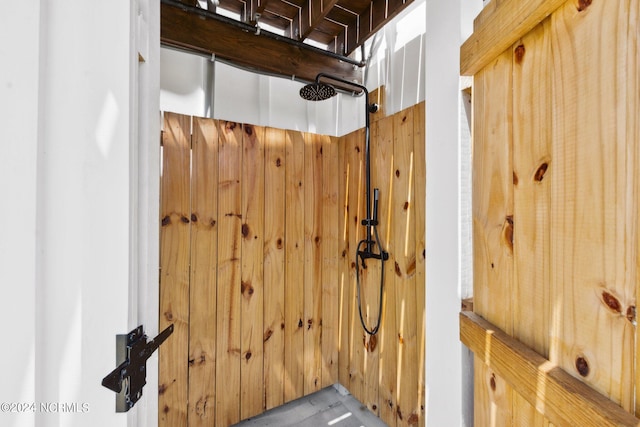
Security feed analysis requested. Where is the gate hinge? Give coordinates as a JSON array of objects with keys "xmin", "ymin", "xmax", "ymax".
[{"xmin": 101, "ymin": 324, "xmax": 174, "ymax": 412}]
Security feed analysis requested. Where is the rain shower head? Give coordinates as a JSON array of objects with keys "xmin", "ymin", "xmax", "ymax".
[{"xmin": 299, "ymin": 82, "xmax": 336, "ymax": 101}]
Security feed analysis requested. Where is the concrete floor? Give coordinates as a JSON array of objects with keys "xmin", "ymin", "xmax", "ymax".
[{"xmin": 232, "ymin": 384, "xmax": 389, "ymax": 427}]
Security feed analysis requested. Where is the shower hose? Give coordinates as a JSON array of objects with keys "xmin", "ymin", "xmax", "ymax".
[{"xmin": 355, "ymin": 223, "xmax": 387, "ymax": 336}]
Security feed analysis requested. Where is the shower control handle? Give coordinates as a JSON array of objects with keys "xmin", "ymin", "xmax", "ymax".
[{"xmin": 373, "ymin": 188, "xmax": 379, "ymax": 223}]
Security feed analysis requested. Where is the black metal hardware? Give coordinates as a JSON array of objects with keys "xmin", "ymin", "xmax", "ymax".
[{"xmin": 102, "ymin": 324, "xmax": 174, "ymax": 412}]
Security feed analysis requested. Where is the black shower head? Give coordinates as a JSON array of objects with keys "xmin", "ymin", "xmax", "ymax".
[{"xmin": 299, "ymin": 82, "xmax": 336, "ymax": 101}]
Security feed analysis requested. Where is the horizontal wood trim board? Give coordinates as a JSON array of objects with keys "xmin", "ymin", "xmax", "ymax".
[
  {"xmin": 460, "ymin": 311, "xmax": 640, "ymax": 427},
  {"xmin": 460, "ymin": 0, "xmax": 567, "ymax": 76}
]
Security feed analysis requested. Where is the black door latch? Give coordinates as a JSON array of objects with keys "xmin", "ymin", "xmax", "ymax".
[{"xmin": 102, "ymin": 324, "xmax": 174, "ymax": 412}]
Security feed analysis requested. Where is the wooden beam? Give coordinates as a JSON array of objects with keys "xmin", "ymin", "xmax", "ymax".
[
  {"xmin": 460, "ymin": 0, "xmax": 566, "ymax": 75},
  {"xmin": 161, "ymin": 2, "xmax": 361, "ymax": 84},
  {"xmin": 460, "ymin": 311, "xmax": 640, "ymax": 427}
]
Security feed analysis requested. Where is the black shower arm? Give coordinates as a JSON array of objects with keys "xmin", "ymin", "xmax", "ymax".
[{"xmin": 314, "ymin": 73, "xmax": 368, "ymax": 98}]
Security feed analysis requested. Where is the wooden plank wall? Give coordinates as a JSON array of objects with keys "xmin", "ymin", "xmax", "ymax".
[
  {"xmin": 470, "ymin": 0, "xmax": 639, "ymax": 424},
  {"xmin": 159, "ymin": 101, "xmax": 425, "ymax": 427}
]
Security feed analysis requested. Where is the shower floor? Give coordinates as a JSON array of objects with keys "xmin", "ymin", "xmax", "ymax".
[{"xmin": 232, "ymin": 383, "xmax": 389, "ymax": 427}]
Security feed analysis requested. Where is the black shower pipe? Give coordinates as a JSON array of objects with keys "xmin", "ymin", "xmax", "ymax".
[
  {"xmin": 313, "ymin": 73, "xmax": 376, "ymax": 252},
  {"xmin": 161, "ymin": 0, "xmax": 366, "ymax": 68}
]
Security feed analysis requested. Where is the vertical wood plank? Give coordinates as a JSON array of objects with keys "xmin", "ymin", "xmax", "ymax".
[
  {"xmin": 240, "ymin": 123, "xmax": 265, "ymax": 420},
  {"xmin": 264, "ymin": 127, "xmax": 286, "ymax": 410},
  {"xmin": 550, "ymin": 0, "xmax": 637, "ymax": 411},
  {"xmin": 188, "ymin": 117, "xmax": 218, "ymax": 426},
  {"xmin": 304, "ymin": 133, "xmax": 323, "ymax": 394},
  {"xmin": 630, "ymin": 0, "xmax": 640, "ymax": 418},
  {"xmin": 473, "ymin": 356, "xmax": 514, "ymax": 427},
  {"xmin": 347, "ymin": 128, "xmax": 366, "ymax": 402},
  {"xmin": 284, "ymin": 130, "xmax": 305, "ymax": 401},
  {"xmin": 321, "ymin": 135, "xmax": 340, "ymax": 387},
  {"xmin": 363, "ymin": 126, "xmax": 383, "ymax": 418},
  {"xmin": 376, "ymin": 112, "xmax": 398, "ymax": 427},
  {"xmin": 215, "ymin": 121, "xmax": 243, "ymax": 426},
  {"xmin": 511, "ymin": 19, "xmax": 553, "ymax": 426},
  {"xmin": 472, "ymin": 48, "xmax": 514, "ymax": 425},
  {"xmin": 338, "ymin": 133, "xmax": 351, "ymax": 389},
  {"xmin": 159, "ymin": 112, "xmax": 191, "ymax": 427},
  {"xmin": 412, "ymin": 101, "xmax": 426, "ymax": 427},
  {"xmin": 392, "ymin": 107, "xmax": 418, "ymax": 426},
  {"xmin": 512, "ymin": 18, "xmax": 552, "ymax": 360}
]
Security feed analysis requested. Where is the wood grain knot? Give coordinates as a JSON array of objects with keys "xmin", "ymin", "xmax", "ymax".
[
  {"xmin": 395, "ymin": 262, "xmax": 402, "ymax": 277},
  {"xmin": 408, "ymin": 413, "xmax": 419, "ymax": 425},
  {"xmin": 226, "ymin": 122, "xmax": 237, "ymax": 130},
  {"xmin": 158, "ymin": 383, "xmax": 167, "ymax": 395},
  {"xmin": 245, "ymin": 351, "xmax": 252, "ymax": 361},
  {"xmin": 342, "ymin": 249, "xmax": 347, "ymax": 258},
  {"xmin": 534, "ymin": 162, "xmax": 549, "ymax": 182},
  {"xmin": 513, "ymin": 171, "xmax": 519, "ymax": 186},
  {"xmin": 372, "ymin": 405, "xmax": 377, "ymax": 411},
  {"xmin": 356, "ymin": 146, "xmax": 361, "ymax": 153},
  {"xmin": 406, "ymin": 257, "xmax": 416, "ymax": 277},
  {"xmin": 244, "ymin": 125, "xmax": 253, "ymax": 136},
  {"xmin": 180, "ymin": 215, "xmax": 190, "ymax": 224},
  {"xmin": 627, "ymin": 305, "xmax": 636, "ymax": 324},
  {"xmin": 575, "ymin": 356, "xmax": 589, "ymax": 377},
  {"xmin": 191, "ymin": 213, "xmax": 198, "ymax": 223},
  {"xmin": 364, "ymin": 334, "xmax": 378, "ymax": 352},
  {"xmin": 307, "ymin": 319, "xmax": 313, "ymax": 330},
  {"xmin": 298, "ymin": 318, "xmax": 304, "ymax": 328},
  {"xmin": 210, "ymin": 219, "xmax": 217, "ymax": 227},
  {"xmin": 601, "ymin": 290, "xmax": 622, "ymax": 314},
  {"xmin": 502, "ymin": 216, "xmax": 514, "ymax": 251},
  {"xmin": 403, "ymin": 201, "xmax": 409, "ymax": 210},
  {"xmin": 264, "ymin": 328, "xmax": 273, "ymax": 342},
  {"xmin": 514, "ymin": 44, "xmax": 525, "ymax": 64},
  {"xmin": 276, "ymin": 238, "xmax": 283, "ymax": 249},
  {"xmin": 161, "ymin": 216, "xmax": 171, "ymax": 226},
  {"xmin": 395, "ymin": 169, "xmax": 400, "ymax": 178},
  {"xmin": 398, "ymin": 333, "xmax": 404, "ymax": 344},
  {"xmin": 275, "ymin": 157, "xmax": 282, "ymax": 167},
  {"xmin": 241, "ymin": 223, "xmax": 250, "ymax": 238},
  {"xmin": 241, "ymin": 281, "xmax": 254, "ymax": 298},
  {"xmin": 314, "ymin": 235, "xmax": 321, "ymax": 246},
  {"xmin": 490, "ymin": 373, "xmax": 496, "ymax": 391},
  {"xmin": 577, "ymin": 0, "xmax": 592, "ymax": 11},
  {"xmin": 164, "ymin": 311, "xmax": 174, "ymax": 321}
]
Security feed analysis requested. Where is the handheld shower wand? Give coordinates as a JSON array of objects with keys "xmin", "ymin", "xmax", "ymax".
[{"xmin": 300, "ymin": 73, "xmax": 388, "ymax": 335}]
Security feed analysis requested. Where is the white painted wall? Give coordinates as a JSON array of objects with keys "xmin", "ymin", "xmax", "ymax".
[
  {"xmin": 1, "ymin": 1, "xmax": 159, "ymax": 427},
  {"xmin": 425, "ymin": 1, "xmax": 482, "ymax": 426}
]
